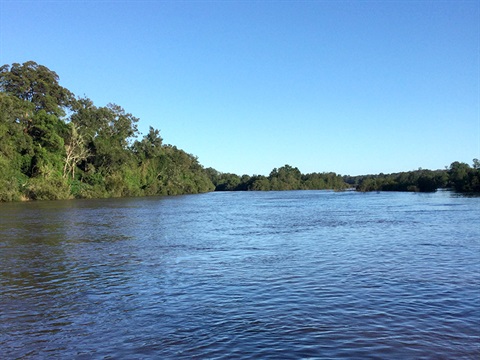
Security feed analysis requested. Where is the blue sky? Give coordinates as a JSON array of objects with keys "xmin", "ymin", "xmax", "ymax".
[{"xmin": 1, "ymin": 0, "xmax": 479, "ymax": 176}]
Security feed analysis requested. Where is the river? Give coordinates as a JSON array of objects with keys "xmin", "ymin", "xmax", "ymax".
[{"xmin": 1, "ymin": 190, "xmax": 479, "ymax": 359}]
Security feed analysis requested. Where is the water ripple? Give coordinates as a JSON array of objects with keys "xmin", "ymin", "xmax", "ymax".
[{"xmin": 0, "ymin": 191, "xmax": 479, "ymax": 359}]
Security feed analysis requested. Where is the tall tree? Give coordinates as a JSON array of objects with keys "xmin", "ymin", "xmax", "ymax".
[
  {"xmin": 0, "ymin": 61, "xmax": 75, "ymax": 117},
  {"xmin": 133, "ymin": 126, "xmax": 163, "ymax": 161},
  {"xmin": 71, "ymin": 101, "xmax": 139, "ymax": 175}
]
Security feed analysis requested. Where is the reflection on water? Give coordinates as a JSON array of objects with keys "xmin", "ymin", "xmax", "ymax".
[{"xmin": 1, "ymin": 191, "xmax": 479, "ymax": 359}]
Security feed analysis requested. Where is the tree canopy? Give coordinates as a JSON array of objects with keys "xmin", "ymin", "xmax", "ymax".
[
  {"xmin": 347, "ymin": 162, "xmax": 480, "ymax": 194},
  {"xmin": 0, "ymin": 61, "xmax": 214, "ymax": 201},
  {"xmin": 0, "ymin": 61, "xmax": 74, "ymax": 116},
  {"xmin": 0, "ymin": 61, "xmax": 478, "ymax": 201},
  {"xmin": 207, "ymin": 165, "xmax": 350, "ymax": 192}
]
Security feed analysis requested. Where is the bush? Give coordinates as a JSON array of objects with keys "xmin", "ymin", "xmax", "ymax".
[
  {"xmin": 0, "ymin": 178, "xmax": 22, "ymax": 201},
  {"xmin": 26, "ymin": 175, "xmax": 71, "ymax": 200}
]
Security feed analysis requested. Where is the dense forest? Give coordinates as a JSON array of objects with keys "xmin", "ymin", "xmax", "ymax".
[
  {"xmin": 0, "ymin": 61, "xmax": 479, "ymax": 202},
  {"xmin": 0, "ymin": 61, "xmax": 214, "ymax": 201}
]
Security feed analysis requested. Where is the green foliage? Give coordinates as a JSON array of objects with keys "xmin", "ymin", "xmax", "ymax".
[
  {"xmin": 25, "ymin": 171, "xmax": 71, "ymax": 200},
  {"xmin": 214, "ymin": 173, "xmax": 243, "ymax": 191},
  {"xmin": 133, "ymin": 126, "xmax": 163, "ymax": 160},
  {"xmin": 0, "ymin": 155, "xmax": 27, "ymax": 201},
  {"xmin": 303, "ymin": 172, "xmax": 347, "ymax": 190},
  {"xmin": 269, "ymin": 165, "xmax": 302, "ymax": 190},
  {"xmin": 0, "ymin": 61, "xmax": 75, "ymax": 116},
  {"xmin": 0, "ymin": 61, "xmax": 215, "ymax": 201},
  {"xmin": 29, "ymin": 110, "xmax": 67, "ymax": 151},
  {"xmin": 157, "ymin": 146, "xmax": 215, "ymax": 195},
  {"xmin": 0, "ymin": 93, "xmax": 35, "ymax": 162},
  {"xmin": 1, "ymin": 61, "xmax": 478, "ymax": 201},
  {"xmin": 210, "ymin": 165, "xmax": 349, "ymax": 192},
  {"xmin": 448, "ymin": 160, "xmax": 480, "ymax": 193},
  {"xmin": 249, "ymin": 175, "xmax": 271, "ymax": 191},
  {"xmin": 70, "ymin": 101, "xmax": 139, "ymax": 176},
  {"xmin": 354, "ymin": 169, "xmax": 450, "ymax": 193}
]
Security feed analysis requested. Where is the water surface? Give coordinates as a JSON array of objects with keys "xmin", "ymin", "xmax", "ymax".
[{"xmin": 1, "ymin": 190, "xmax": 479, "ymax": 359}]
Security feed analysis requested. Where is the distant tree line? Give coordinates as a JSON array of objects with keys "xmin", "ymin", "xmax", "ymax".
[
  {"xmin": 206, "ymin": 165, "xmax": 348, "ymax": 191},
  {"xmin": 1, "ymin": 61, "xmax": 478, "ymax": 201},
  {"xmin": 344, "ymin": 161, "xmax": 480, "ymax": 193},
  {"xmin": 206, "ymin": 161, "xmax": 480, "ymax": 194}
]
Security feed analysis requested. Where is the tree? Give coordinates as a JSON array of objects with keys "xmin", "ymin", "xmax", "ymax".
[
  {"xmin": 448, "ymin": 161, "xmax": 471, "ymax": 192},
  {"xmin": 71, "ymin": 101, "xmax": 139, "ymax": 175},
  {"xmin": 0, "ymin": 92, "xmax": 34, "ymax": 159},
  {"xmin": 249, "ymin": 175, "xmax": 270, "ymax": 190},
  {"xmin": 28, "ymin": 110, "xmax": 67, "ymax": 152},
  {"xmin": 213, "ymin": 172, "xmax": 242, "ymax": 191},
  {"xmin": 417, "ymin": 174, "xmax": 437, "ymax": 192},
  {"xmin": 0, "ymin": 61, "xmax": 75, "ymax": 117},
  {"xmin": 133, "ymin": 126, "xmax": 163, "ymax": 161},
  {"xmin": 269, "ymin": 164, "xmax": 302, "ymax": 190},
  {"xmin": 63, "ymin": 122, "xmax": 90, "ymax": 179},
  {"xmin": 473, "ymin": 158, "xmax": 480, "ymax": 170}
]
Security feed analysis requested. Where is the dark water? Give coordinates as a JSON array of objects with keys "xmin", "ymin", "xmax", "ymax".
[{"xmin": 1, "ymin": 190, "xmax": 479, "ymax": 359}]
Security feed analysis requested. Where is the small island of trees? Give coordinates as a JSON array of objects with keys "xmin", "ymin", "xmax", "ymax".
[{"xmin": 1, "ymin": 61, "xmax": 479, "ymax": 202}]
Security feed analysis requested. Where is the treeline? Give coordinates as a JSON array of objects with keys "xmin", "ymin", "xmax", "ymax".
[
  {"xmin": 206, "ymin": 161, "xmax": 480, "ymax": 194},
  {"xmin": 348, "ymin": 169, "xmax": 448, "ymax": 192},
  {"xmin": 0, "ymin": 61, "xmax": 214, "ymax": 201},
  {"xmin": 1, "ymin": 62, "xmax": 478, "ymax": 202},
  {"xmin": 346, "ymin": 161, "xmax": 480, "ymax": 193},
  {"xmin": 206, "ymin": 164, "xmax": 348, "ymax": 191}
]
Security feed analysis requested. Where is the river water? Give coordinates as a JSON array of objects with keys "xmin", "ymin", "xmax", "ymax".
[{"xmin": 0, "ymin": 190, "xmax": 479, "ymax": 359}]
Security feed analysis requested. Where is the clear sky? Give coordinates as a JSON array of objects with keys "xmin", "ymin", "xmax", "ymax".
[{"xmin": 1, "ymin": 0, "xmax": 479, "ymax": 176}]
